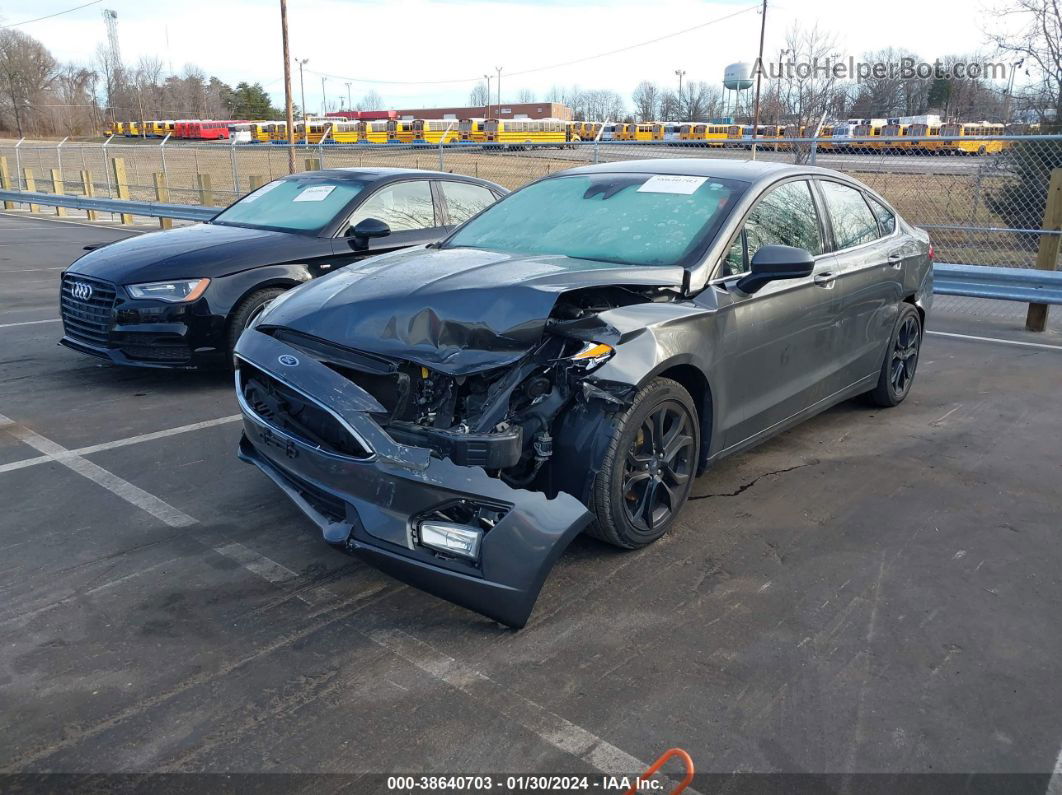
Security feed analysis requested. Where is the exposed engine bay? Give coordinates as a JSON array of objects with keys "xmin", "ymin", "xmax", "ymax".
[{"xmin": 243, "ymin": 284, "xmax": 678, "ymax": 492}]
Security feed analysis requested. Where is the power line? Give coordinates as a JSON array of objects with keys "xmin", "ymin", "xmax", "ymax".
[
  {"xmin": 1, "ymin": 0, "xmax": 102, "ymax": 28},
  {"xmin": 304, "ymin": 5, "xmax": 760, "ymax": 87}
]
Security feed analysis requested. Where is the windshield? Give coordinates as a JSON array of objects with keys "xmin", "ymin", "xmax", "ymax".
[
  {"xmin": 212, "ymin": 177, "xmax": 366, "ymax": 234},
  {"xmin": 443, "ymin": 173, "xmax": 745, "ymax": 266}
]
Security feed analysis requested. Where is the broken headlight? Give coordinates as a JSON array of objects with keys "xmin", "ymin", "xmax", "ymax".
[{"xmin": 567, "ymin": 341, "xmax": 614, "ymax": 371}]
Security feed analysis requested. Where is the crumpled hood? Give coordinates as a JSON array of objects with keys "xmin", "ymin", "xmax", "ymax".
[
  {"xmin": 67, "ymin": 223, "xmax": 306, "ymax": 283},
  {"xmin": 259, "ymin": 246, "xmax": 685, "ymax": 374}
]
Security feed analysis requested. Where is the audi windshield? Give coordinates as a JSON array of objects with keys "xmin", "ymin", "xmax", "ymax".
[{"xmin": 211, "ymin": 177, "xmax": 367, "ymax": 234}]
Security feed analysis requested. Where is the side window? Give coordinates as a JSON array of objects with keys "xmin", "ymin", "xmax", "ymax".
[
  {"xmin": 345, "ymin": 180, "xmax": 436, "ymax": 233},
  {"xmin": 819, "ymin": 180, "xmax": 880, "ymax": 249},
  {"xmin": 722, "ymin": 233, "xmax": 746, "ymax": 277},
  {"xmin": 441, "ymin": 181, "xmax": 497, "ymax": 225},
  {"xmin": 743, "ymin": 179, "xmax": 824, "ymax": 265},
  {"xmin": 867, "ymin": 196, "xmax": 896, "ymax": 236}
]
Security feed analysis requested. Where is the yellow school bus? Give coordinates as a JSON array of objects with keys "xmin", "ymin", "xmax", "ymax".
[
  {"xmin": 387, "ymin": 119, "xmax": 415, "ymax": 144},
  {"xmin": 879, "ymin": 123, "xmax": 911, "ymax": 151},
  {"xmin": 356, "ymin": 121, "xmax": 388, "ymax": 144},
  {"xmin": 907, "ymin": 123, "xmax": 942, "ymax": 152},
  {"xmin": 412, "ymin": 119, "xmax": 460, "ymax": 144},
  {"xmin": 329, "ymin": 121, "xmax": 359, "ymax": 143},
  {"xmin": 939, "ymin": 122, "xmax": 1006, "ymax": 154},
  {"xmin": 124, "ymin": 121, "xmax": 140, "ymax": 137},
  {"xmin": 851, "ymin": 123, "xmax": 884, "ymax": 150},
  {"xmin": 482, "ymin": 118, "xmax": 571, "ymax": 148},
  {"xmin": 249, "ymin": 122, "xmax": 274, "ymax": 143},
  {"xmin": 458, "ymin": 118, "xmax": 486, "ymax": 143},
  {"xmin": 108, "ymin": 121, "xmax": 121, "ymax": 136},
  {"xmin": 616, "ymin": 123, "xmax": 659, "ymax": 141}
]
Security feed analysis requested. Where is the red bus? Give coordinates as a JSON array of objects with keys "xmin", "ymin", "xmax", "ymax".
[{"xmin": 186, "ymin": 121, "xmax": 236, "ymax": 140}]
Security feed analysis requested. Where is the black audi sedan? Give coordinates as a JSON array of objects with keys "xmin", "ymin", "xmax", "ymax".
[
  {"xmin": 58, "ymin": 168, "xmax": 506, "ymax": 368},
  {"xmin": 234, "ymin": 158, "xmax": 932, "ymax": 628}
]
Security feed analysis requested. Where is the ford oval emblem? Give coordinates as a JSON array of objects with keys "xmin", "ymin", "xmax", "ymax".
[{"xmin": 278, "ymin": 354, "xmax": 299, "ymax": 367}]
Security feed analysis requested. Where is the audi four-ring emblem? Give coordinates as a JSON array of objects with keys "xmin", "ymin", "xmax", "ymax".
[{"xmin": 71, "ymin": 282, "xmax": 93, "ymax": 301}]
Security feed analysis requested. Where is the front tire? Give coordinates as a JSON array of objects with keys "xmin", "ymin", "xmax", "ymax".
[
  {"xmin": 589, "ymin": 378, "xmax": 699, "ymax": 549},
  {"xmin": 227, "ymin": 287, "xmax": 287, "ymax": 360},
  {"xmin": 865, "ymin": 303, "xmax": 922, "ymax": 407}
]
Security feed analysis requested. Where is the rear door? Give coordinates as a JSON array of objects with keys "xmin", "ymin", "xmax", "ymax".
[
  {"xmin": 711, "ymin": 178, "xmax": 842, "ymax": 449},
  {"xmin": 436, "ymin": 180, "xmax": 502, "ymax": 232},
  {"xmin": 815, "ymin": 179, "xmax": 905, "ymax": 386}
]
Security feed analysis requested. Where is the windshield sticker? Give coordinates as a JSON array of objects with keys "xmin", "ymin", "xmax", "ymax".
[
  {"xmin": 293, "ymin": 185, "xmax": 337, "ymax": 203},
  {"xmin": 241, "ymin": 181, "xmax": 283, "ymax": 203},
  {"xmin": 637, "ymin": 175, "xmax": 708, "ymax": 195}
]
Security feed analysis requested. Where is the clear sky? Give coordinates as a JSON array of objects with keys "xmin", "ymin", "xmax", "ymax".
[{"xmin": 4, "ymin": 0, "xmax": 1010, "ymax": 110}]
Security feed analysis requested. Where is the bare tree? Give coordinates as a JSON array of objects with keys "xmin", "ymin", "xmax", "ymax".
[
  {"xmin": 356, "ymin": 89, "xmax": 384, "ymax": 111},
  {"xmin": 678, "ymin": 81, "xmax": 720, "ymax": 121},
  {"xmin": 632, "ymin": 81, "xmax": 660, "ymax": 121},
  {"xmin": 517, "ymin": 87, "xmax": 535, "ymax": 102},
  {"xmin": 0, "ymin": 29, "xmax": 57, "ymax": 136},
  {"xmin": 775, "ymin": 23, "xmax": 844, "ymax": 161},
  {"xmin": 469, "ymin": 82, "xmax": 489, "ymax": 107},
  {"xmin": 987, "ymin": 0, "xmax": 1061, "ymax": 124}
]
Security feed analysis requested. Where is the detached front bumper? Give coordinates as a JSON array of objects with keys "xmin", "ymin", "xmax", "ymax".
[{"xmin": 233, "ymin": 329, "xmax": 592, "ymax": 628}]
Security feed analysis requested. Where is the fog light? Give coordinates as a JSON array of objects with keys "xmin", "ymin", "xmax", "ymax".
[{"xmin": 418, "ymin": 521, "xmax": 483, "ymax": 560}]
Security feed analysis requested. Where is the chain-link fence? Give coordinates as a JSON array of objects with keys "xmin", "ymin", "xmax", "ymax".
[{"xmin": 1, "ymin": 135, "xmax": 1059, "ymax": 269}]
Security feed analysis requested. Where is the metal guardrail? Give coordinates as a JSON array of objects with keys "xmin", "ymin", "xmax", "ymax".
[
  {"xmin": 934, "ymin": 263, "xmax": 1062, "ymax": 305},
  {"xmin": 2, "ymin": 189, "xmax": 1060, "ymax": 307},
  {"xmin": 0, "ymin": 190, "xmax": 217, "ymax": 222}
]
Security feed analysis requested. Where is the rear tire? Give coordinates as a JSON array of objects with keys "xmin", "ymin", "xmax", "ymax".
[
  {"xmin": 227, "ymin": 287, "xmax": 287, "ymax": 361},
  {"xmin": 865, "ymin": 303, "xmax": 922, "ymax": 407},
  {"xmin": 588, "ymin": 378, "xmax": 699, "ymax": 549}
]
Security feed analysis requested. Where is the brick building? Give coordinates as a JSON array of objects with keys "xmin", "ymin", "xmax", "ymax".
[{"xmin": 347, "ymin": 102, "xmax": 573, "ymax": 121}]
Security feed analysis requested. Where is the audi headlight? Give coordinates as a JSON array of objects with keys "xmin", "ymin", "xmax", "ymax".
[
  {"xmin": 126, "ymin": 278, "xmax": 210, "ymax": 302},
  {"xmin": 568, "ymin": 341, "xmax": 614, "ymax": 370}
]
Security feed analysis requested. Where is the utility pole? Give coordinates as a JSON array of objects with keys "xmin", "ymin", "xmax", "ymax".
[
  {"xmin": 345, "ymin": 81, "xmax": 352, "ymax": 111},
  {"xmin": 674, "ymin": 69, "xmax": 686, "ymax": 119},
  {"xmin": 296, "ymin": 58, "xmax": 308, "ymax": 143},
  {"xmin": 495, "ymin": 66, "xmax": 503, "ymax": 106},
  {"xmin": 321, "ymin": 76, "xmax": 327, "ymax": 115},
  {"xmin": 1003, "ymin": 59, "xmax": 1023, "ymax": 131},
  {"xmin": 484, "ymin": 74, "xmax": 492, "ymax": 119},
  {"xmin": 751, "ymin": 0, "xmax": 767, "ymax": 159},
  {"xmin": 280, "ymin": 0, "xmax": 297, "ymax": 174},
  {"xmin": 279, "ymin": 0, "xmax": 295, "ymax": 173}
]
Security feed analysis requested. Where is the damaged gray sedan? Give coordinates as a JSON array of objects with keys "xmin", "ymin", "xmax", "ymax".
[{"xmin": 234, "ymin": 159, "xmax": 932, "ymax": 627}]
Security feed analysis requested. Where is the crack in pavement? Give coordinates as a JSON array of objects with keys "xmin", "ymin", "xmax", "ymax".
[{"xmin": 690, "ymin": 460, "xmax": 817, "ymax": 500}]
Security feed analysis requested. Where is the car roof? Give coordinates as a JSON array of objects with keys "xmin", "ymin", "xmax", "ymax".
[
  {"xmin": 557, "ymin": 158, "xmax": 840, "ymax": 186},
  {"xmin": 285, "ymin": 167, "xmax": 500, "ymax": 187}
]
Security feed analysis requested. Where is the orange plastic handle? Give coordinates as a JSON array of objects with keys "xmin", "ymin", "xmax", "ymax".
[{"xmin": 623, "ymin": 747, "xmax": 695, "ymax": 795}]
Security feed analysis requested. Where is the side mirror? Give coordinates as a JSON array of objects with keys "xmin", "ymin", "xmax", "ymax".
[
  {"xmin": 348, "ymin": 218, "xmax": 391, "ymax": 250},
  {"xmin": 736, "ymin": 244, "xmax": 815, "ymax": 294}
]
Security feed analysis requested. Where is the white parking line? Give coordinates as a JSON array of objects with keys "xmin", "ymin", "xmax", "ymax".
[
  {"xmin": 370, "ymin": 628, "xmax": 660, "ymax": 779},
  {"xmin": 0, "ymin": 318, "xmax": 60, "ymax": 328},
  {"xmin": 1048, "ymin": 745, "xmax": 1062, "ymax": 795},
  {"xmin": 212, "ymin": 541, "xmax": 339, "ymax": 606},
  {"xmin": 927, "ymin": 330, "xmax": 1062, "ymax": 352},
  {"xmin": 0, "ymin": 413, "xmax": 196, "ymax": 527},
  {"xmin": 0, "ymin": 415, "xmax": 241, "ymax": 474}
]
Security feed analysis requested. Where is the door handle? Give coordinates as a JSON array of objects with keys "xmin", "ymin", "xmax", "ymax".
[
  {"xmin": 887, "ymin": 251, "xmax": 905, "ymax": 269},
  {"xmin": 813, "ymin": 272, "xmax": 836, "ymax": 287}
]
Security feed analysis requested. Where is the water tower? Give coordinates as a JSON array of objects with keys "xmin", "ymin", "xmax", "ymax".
[{"xmin": 722, "ymin": 62, "xmax": 753, "ymax": 122}]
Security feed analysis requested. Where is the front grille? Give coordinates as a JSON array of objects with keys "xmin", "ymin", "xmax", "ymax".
[
  {"xmin": 120, "ymin": 342, "xmax": 191, "ymax": 362},
  {"xmin": 61, "ymin": 275, "xmax": 116, "ymax": 346},
  {"xmin": 241, "ymin": 362, "xmax": 371, "ymax": 459}
]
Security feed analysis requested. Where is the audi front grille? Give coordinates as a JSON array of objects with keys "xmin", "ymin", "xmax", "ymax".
[{"xmin": 60, "ymin": 275, "xmax": 117, "ymax": 347}]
